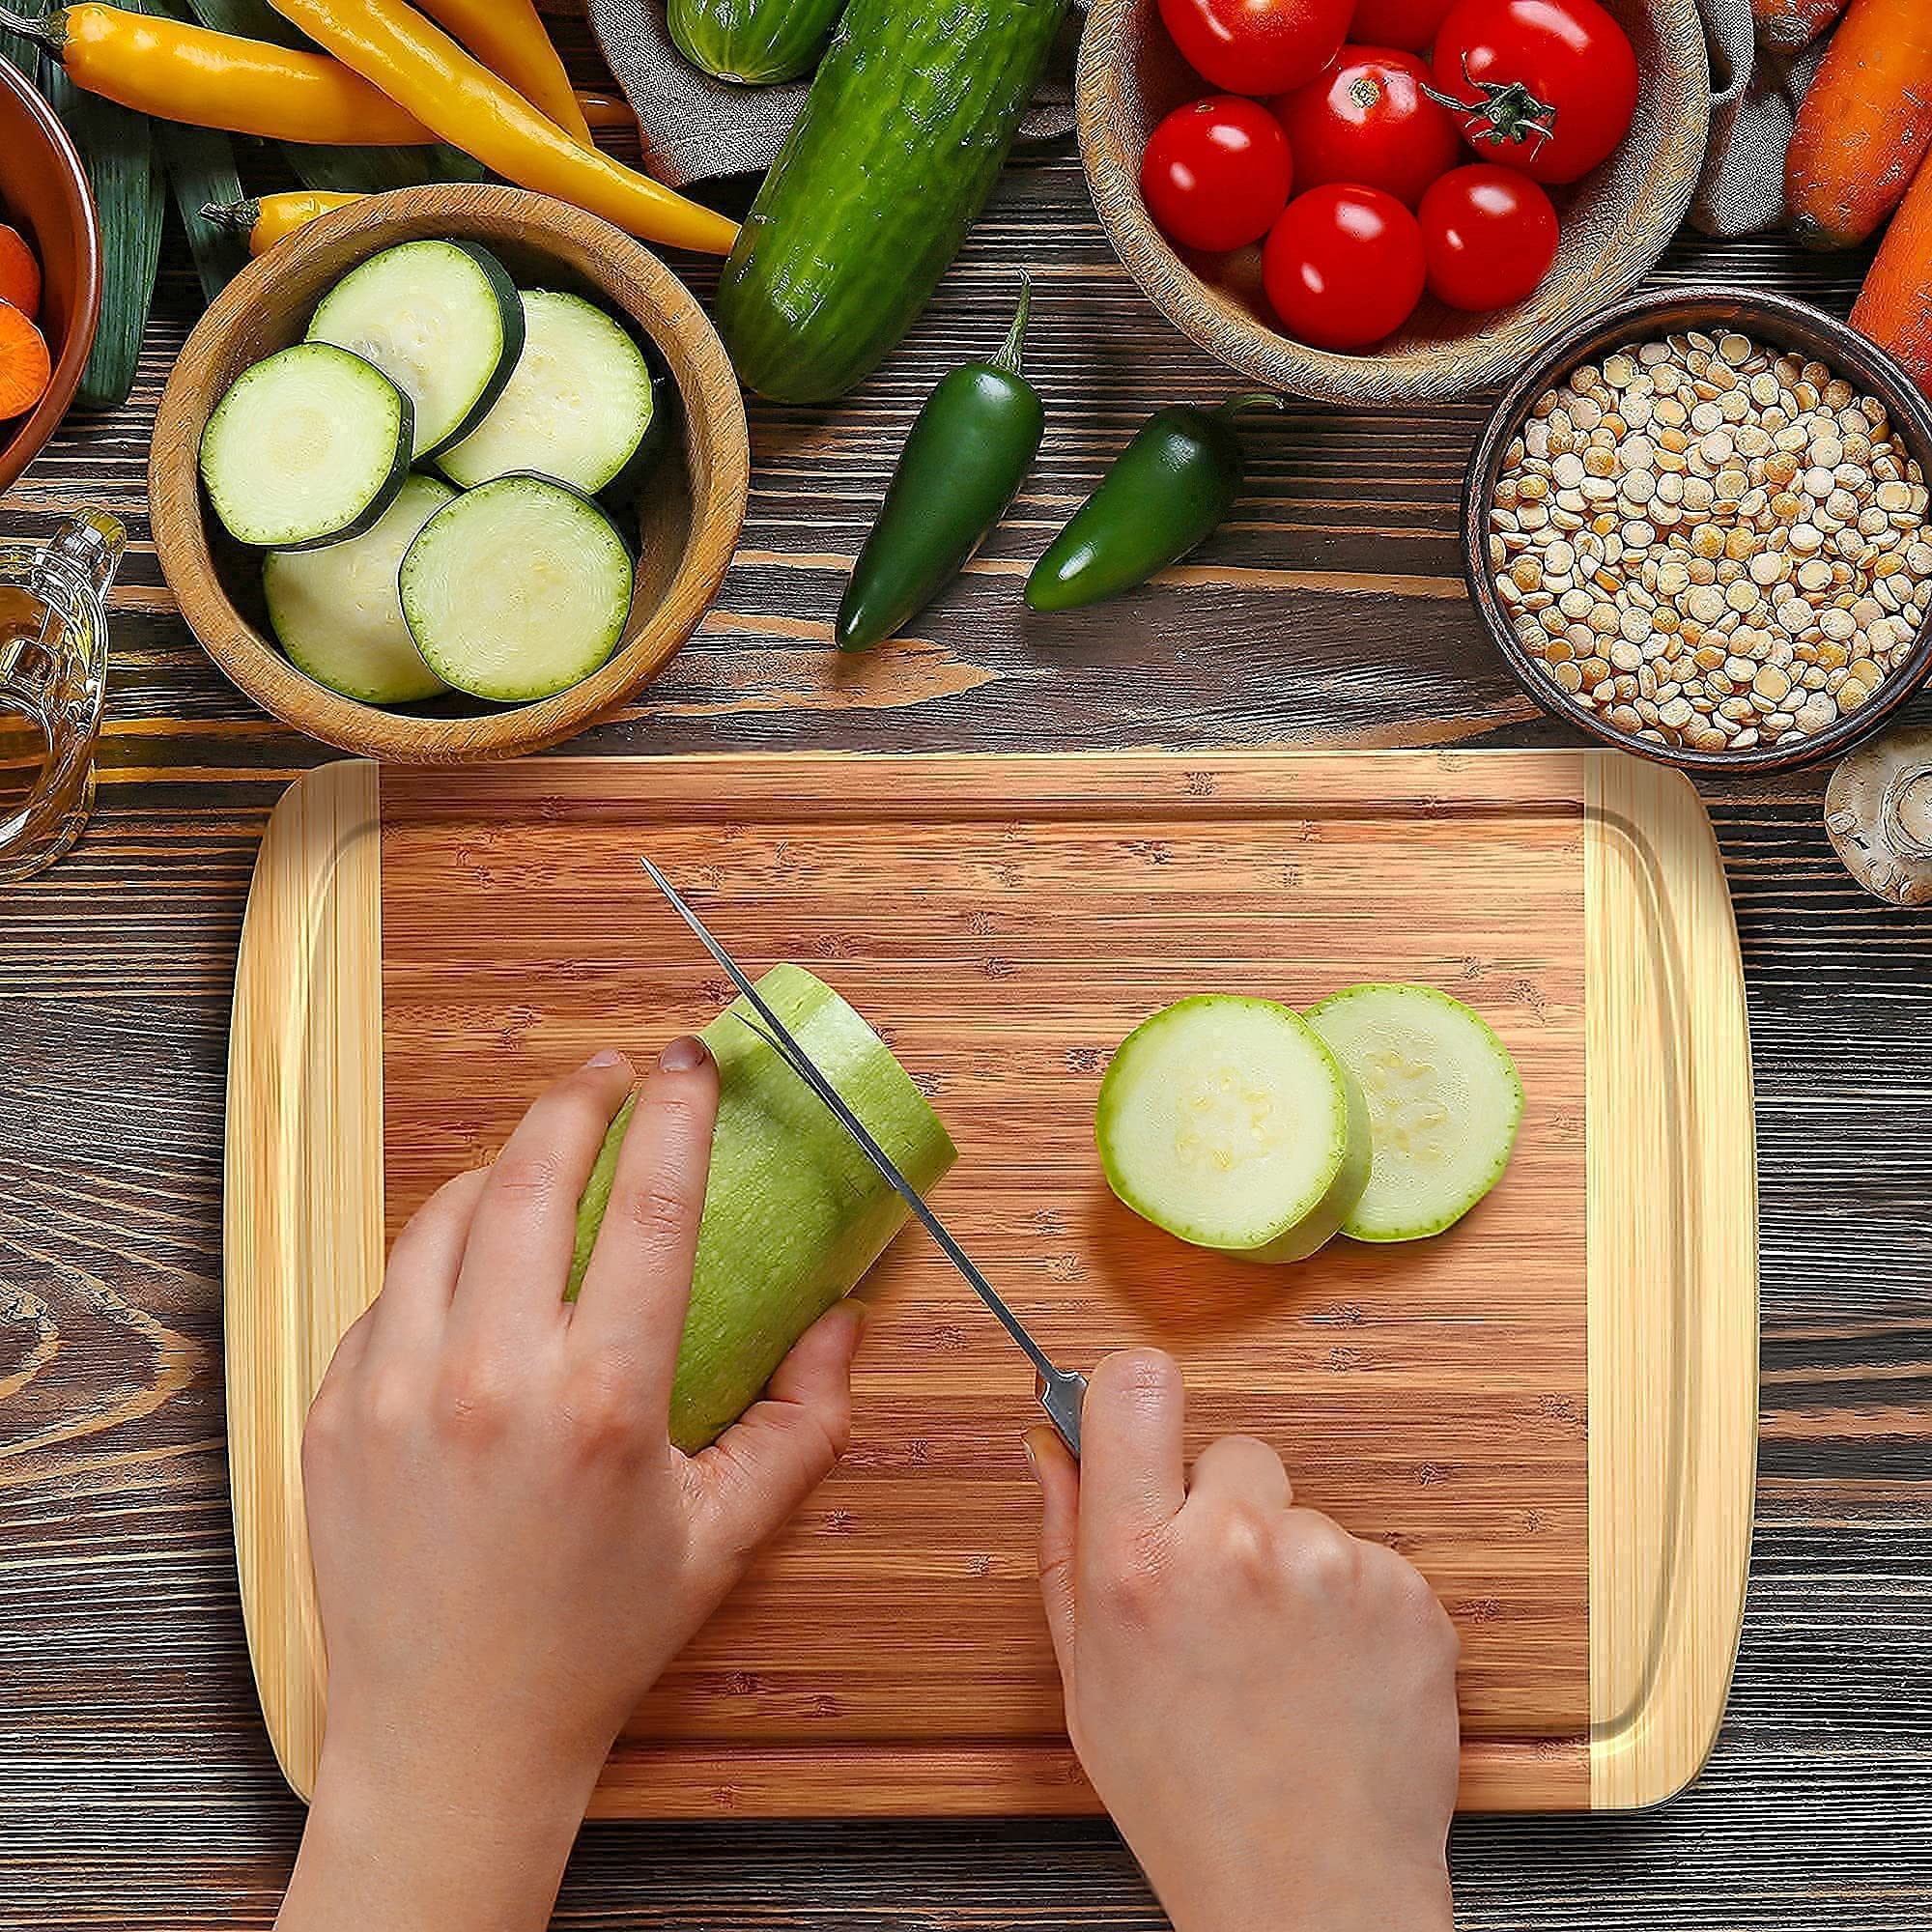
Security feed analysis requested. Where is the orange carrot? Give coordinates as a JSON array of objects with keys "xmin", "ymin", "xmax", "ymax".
[
  {"xmin": 0, "ymin": 299, "xmax": 51, "ymax": 419},
  {"xmin": 0, "ymin": 223, "xmax": 39, "ymax": 320},
  {"xmin": 1851, "ymin": 150, "xmax": 1932, "ymax": 398},
  {"xmin": 1752, "ymin": 0, "xmax": 1849, "ymax": 53},
  {"xmin": 1786, "ymin": 0, "xmax": 1932, "ymax": 249}
]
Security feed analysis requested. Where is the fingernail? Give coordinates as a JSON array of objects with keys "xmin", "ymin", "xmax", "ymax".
[
  {"xmin": 1020, "ymin": 1432, "xmax": 1041, "ymax": 1483},
  {"xmin": 584, "ymin": 1048, "xmax": 630, "ymax": 1069},
  {"xmin": 658, "ymin": 1034, "xmax": 711, "ymax": 1072}
]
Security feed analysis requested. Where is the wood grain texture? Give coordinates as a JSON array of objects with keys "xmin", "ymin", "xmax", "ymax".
[
  {"xmin": 223, "ymin": 757, "xmax": 382, "ymax": 1801},
  {"xmin": 1078, "ymin": 0, "xmax": 1711, "ymax": 404},
  {"xmin": 1582, "ymin": 753, "xmax": 1756, "ymax": 1807},
  {"xmin": 220, "ymin": 749, "xmax": 1752, "ymax": 1817},
  {"xmin": 1, "ymin": 6, "xmax": 1929, "ymax": 1917},
  {"xmin": 149, "ymin": 184, "xmax": 749, "ymax": 763}
]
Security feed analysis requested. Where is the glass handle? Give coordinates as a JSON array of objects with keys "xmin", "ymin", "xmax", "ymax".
[
  {"xmin": 43, "ymin": 508, "xmax": 127, "ymax": 598},
  {"xmin": 0, "ymin": 510, "xmax": 126, "ymax": 885},
  {"xmin": 0, "ymin": 510, "xmax": 125, "ymax": 707}
]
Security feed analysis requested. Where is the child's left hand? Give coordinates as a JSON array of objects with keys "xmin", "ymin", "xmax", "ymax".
[{"xmin": 280, "ymin": 1040, "xmax": 860, "ymax": 1932}]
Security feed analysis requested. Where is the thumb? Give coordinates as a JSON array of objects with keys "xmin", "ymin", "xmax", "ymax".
[
  {"xmin": 1025, "ymin": 1426, "xmax": 1080, "ymax": 1685},
  {"xmin": 689, "ymin": 1301, "xmax": 862, "ymax": 1577}
]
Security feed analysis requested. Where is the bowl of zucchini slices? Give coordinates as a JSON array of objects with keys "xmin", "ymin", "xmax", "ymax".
[{"xmin": 150, "ymin": 183, "xmax": 749, "ymax": 761}]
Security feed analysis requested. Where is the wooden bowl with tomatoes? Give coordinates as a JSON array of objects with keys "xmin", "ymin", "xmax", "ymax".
[{"xmin": 1076, "ymin": 0, "xmax": 1712, "ymax": 405}]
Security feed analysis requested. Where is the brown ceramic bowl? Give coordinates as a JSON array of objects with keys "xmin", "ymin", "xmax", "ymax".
[
  {"xmin": 1077, "ymin": 0, "xmax": 1711, "ymax": 406},
  {"xmin": 1463, "ymin": 287, "xmax": 1932, "ymax": 776},
  {"xmin": 151, "ymin": 183, "xmax": 749, "ymax": 762},
  {"xmin": 0, "ymin": 53, "xmax": 100, "ymax": 497}
]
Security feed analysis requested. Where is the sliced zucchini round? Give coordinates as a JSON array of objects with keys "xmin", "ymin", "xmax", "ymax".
[
  {"xmin": 438, "ymin": 290, "xmax": 659, "ymax": 497},
  {"xmin": 199, "ymin": 342, "xmax": 412, "ymax": 551},
  {"xmin": 400, "ymin": 472, "xmax": 635, "ymax": 703},
  {"xmin": 1096, "ymin": 995, "xmax": 1370, "ymax": 1264},
  {"xmin": 264, "ymin": 473, "xmax": 454, "ymax": 706},
  {"xmin": 1305, "ymin": 983, "xmax": 1524, "ymax": 1242},
  {"xmin": 307, "ymin": 240, "xmax": 525, "ymax": 460}
]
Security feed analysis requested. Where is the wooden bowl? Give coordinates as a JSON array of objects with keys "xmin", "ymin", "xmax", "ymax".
[
  {"xmin": 1463, "ymin": 287, "xmax": 1932, "ymax": 776},
  {"xmin": 1076, "ymin": 0, "xmax": 1712, "ymax": 406},
  {"xmin": 0, "ymin": 53, "xmax": 100, "ymax": 497},
  {"xmin": 151, "ymin": 184, "xmax": 748, "ymax": 762}
]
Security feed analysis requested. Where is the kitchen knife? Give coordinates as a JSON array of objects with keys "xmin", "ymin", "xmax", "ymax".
[{"xmin": 639, "ymin": 855, "xmax": 1088, "ymax": 1458}]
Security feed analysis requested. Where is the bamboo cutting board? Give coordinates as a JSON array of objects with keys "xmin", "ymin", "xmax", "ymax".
[{"xmin": 225, "ymin": 750, "xmax": 1756, "ymax": 1818}]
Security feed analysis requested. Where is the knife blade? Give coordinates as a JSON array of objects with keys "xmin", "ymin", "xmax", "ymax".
[{"xmin": 638, "ymin": 855, "xmax": 1087, "ymax": 1457}]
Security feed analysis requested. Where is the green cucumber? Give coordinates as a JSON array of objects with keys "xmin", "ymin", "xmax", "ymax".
[
  {"xmin": 1304, "ymin": 984, "xmax": 1524, "ymax": 1243},
  {"xmin": 668, "ymin": 0, "xmax": 846, "ymax": 84},
  {"xmin": 1096, "ymin": 996, "xmax": 1370, "ymax": 1264},
  {"xmin": 716, "ymin": 0, "xmax": 1070, "ymax": 404},
  {"xmin": 264, "ymin": 472, "xmax": 453, "ymax": 704},
  {"xmin": 569, "ymin": 963, "xmax": 958, "ymax": 1452},
  {"xmin": 307, "ymin": 240, "xmax": 524, "ymax": 459},
  {"xmin": 199, "ymin": 342, "xmax": 413, "ymax": 549}
]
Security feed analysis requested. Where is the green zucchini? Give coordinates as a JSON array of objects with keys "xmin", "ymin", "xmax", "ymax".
[
  {"xmin": 668, "ymin": 0, "xmax": 845, "ymax": 85},
  {"xmin": 568, "ymin": 963, "xmax": 957, "ymax": 1452},
  {"xmin": 1096, "ymin": 996, "xmax": 1369, "ymax": 1264},
  {"xmin": 42, "ymin": 49, "xmax": 162, "ymax": 410},
  {"xmin": 717, "ymin": 0, "xmax": 1069, "ymax": 403},
  {"xmin": 199, "ymin": 342, "xmax": 413, "ymax": 549},
  {"xmin": 307, "ymin": 239, "xmax": 524, "ymax": 459}
]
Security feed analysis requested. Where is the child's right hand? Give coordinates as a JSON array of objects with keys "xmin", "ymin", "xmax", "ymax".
[{"xmin": 1026, "ymin": 1349, "xmax": 1461, "ymax": 1932}]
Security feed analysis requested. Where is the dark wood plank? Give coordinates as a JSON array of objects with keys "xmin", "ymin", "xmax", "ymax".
[{"xmin": 2, "ymin": 92, "xmax": 1929, "ymax": 1932}]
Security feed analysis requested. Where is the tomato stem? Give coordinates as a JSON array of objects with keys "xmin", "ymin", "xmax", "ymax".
[{"xmin": 1421, "ymin": 55, "xmax": 1560, "ymax": 158}]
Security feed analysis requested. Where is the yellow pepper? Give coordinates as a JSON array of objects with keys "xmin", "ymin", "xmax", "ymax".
[
  {"xmin": 412, "ymin": 0, "xmax": 592, "ymax": 147},
  {"xmin": 205, "ymin": 190, "xmax": 364, "ymax": 255},
  {"xmin": 574, "ymin": 89, "xmax": 639, "ymax": 134},
  {"xmin": 266, "ymin": 0, "xmax": 739, "ymax": 255},
  {"xmin": 0, "ymin": 3, "xmax": 433, "ymax": 144}
]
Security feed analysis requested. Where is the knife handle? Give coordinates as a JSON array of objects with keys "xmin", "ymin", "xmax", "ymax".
[{"xmin": 1036, "ymin": 1368, "xmax": 1088, "ymax": 1461}]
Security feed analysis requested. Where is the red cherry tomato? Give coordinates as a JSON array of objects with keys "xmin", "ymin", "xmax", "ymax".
[
  {"xmin": 1157, "ymin": 0, "xmax": 1355, "ymax": 97},
  {"xmin": 1262, "ymin": 184, "xmax": 1427, "ymax": 351},
  {"xmin": 1430, "ymin": 0, "xmax": 1638, "ymax": 185},
  {"xmin": 1417, "ymin": 163, "xmax": 1560, "ymax": 309},
  {"xmin": 1142, "ymin": 96, "xmax": 1295, "ymax": 251},
  {"xmin": 1349, "ymin": 0, "xmax": 1460, "ymax": 49},
  {"xmin": 1273, "ymin": 45, "xmax": 1463, "ymax": 209}
]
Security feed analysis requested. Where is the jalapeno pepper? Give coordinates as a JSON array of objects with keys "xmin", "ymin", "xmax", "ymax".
[
  {"xmin": 1024, "ymin": 392, "xmax": 1282, "ymax": 612},
  {"xmin": 836, "ymin": 275, "xmax": 1044, "ymax": 652}
]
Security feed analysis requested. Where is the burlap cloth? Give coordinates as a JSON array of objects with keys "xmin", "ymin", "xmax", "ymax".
[
  {"xmin": 586, "ymin": 0, "xmax": 1082, "ymax": 188},
  {"xmin": 588, "ymin": 0, "xmax": 1834, "ymax": 237}
]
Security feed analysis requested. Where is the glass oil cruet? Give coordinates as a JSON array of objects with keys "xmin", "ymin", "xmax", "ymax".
[
  {"xmin": 0, "ymin": 510, "xmax": 126, "ymax": 886},
  {"xmin": 1826, "ymin": 724, "xmax": 1932, "ymax": 908}
]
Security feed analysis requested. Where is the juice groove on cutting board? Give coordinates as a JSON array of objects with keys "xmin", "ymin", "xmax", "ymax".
[{"xmin": 224, "ymin": 749, "xmax": 1756, "ymax": 1815}]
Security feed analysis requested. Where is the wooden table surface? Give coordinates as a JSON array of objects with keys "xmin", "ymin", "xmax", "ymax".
[{"xmin": 2, "ymin": 41, "xmax": 1930, "ymax": 1929}]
